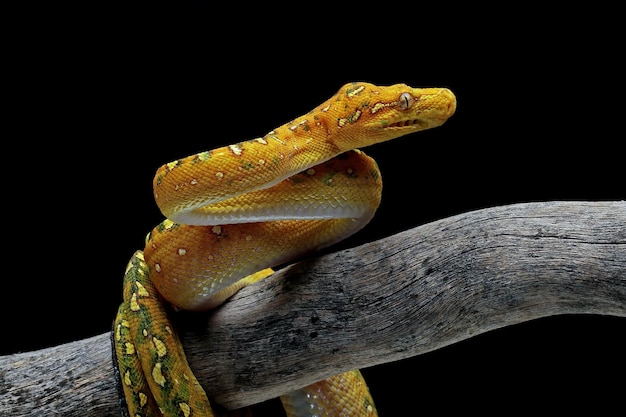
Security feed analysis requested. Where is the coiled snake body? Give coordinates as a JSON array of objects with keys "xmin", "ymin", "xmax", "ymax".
[{"xmin": 113, "ymin": 82, "xmax": 456, "ymax": 416}]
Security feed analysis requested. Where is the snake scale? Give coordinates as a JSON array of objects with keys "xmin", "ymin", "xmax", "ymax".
[{"xmin": 112, "ymin": 82, "xmax": 457, "ymax": 416}]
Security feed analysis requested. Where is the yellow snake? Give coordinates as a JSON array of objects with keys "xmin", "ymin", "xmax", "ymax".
[{"xmin": 113, "ymin": 82, "xmax": 456, "ymax": 417}]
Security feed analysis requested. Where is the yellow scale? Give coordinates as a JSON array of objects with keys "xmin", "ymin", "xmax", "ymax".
[{"xmin": 112, "ymin": 82, "xmax": 456, "ymax": 416}]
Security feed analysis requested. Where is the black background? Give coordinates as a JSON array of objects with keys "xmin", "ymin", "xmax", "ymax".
[{"xmin": 4, "ymin": 3, "xmax": 624, "ymax": 415}]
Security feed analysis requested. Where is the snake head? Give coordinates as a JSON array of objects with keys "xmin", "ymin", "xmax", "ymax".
[{"xmin": 328, "ymin": 82, "xmax": 457, "ymax": 149}]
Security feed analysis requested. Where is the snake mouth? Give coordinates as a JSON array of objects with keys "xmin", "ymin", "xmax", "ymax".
[{"xmin": 385, "ymin": 119, "xmax": 428, "ymax": 128}]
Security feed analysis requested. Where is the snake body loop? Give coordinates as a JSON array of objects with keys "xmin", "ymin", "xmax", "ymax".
[{"xmin": 114, "ymin": 82, "xmax": 456, "ymax": 417}]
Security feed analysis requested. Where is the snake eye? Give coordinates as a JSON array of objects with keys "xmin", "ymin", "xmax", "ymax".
[{"xmin": 398, "ymin": 92, "xmax": 415, "ymax": 110}]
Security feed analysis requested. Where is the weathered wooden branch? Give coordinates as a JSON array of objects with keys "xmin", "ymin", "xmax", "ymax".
[{"xmin": 2, "ymin": 201, "xmax": 625, "ymax": 416}]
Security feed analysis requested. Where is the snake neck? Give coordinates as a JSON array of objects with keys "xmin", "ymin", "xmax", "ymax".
[{"xmin": 153, "ymin": 82, "xmax": 456, "ymax": 221}]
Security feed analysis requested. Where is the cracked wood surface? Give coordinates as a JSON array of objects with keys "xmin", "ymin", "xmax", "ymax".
[{"xmin": 1, "ymin": 201, "xmax": 625, "ymax": 416}]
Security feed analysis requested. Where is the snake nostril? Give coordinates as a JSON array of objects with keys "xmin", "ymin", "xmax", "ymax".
[{"xmin": 447, "ymin": 97, "xmax": 457, "ymax": 116}]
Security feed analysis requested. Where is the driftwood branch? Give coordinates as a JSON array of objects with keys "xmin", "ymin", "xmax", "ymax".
[{"xmin": 2, "ymin": 201, "xmax": 625, "ymax": 416}]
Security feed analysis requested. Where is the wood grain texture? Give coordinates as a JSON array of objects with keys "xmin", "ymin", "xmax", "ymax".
[{"xmin": 2, "ymin": 201, "xmax": 624, "ymax": 416}]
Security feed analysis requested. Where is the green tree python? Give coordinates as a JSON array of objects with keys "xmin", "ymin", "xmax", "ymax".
[{"xmin": 112, "ymin": 82, "xmax": 457, "ymax": 416}]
